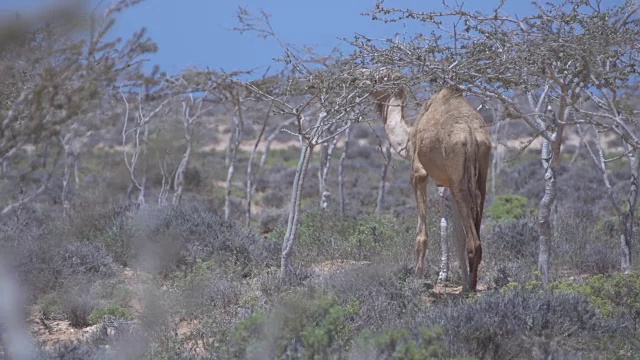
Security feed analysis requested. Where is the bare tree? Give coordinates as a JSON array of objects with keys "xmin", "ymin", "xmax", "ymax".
[
  {"xmin": 211, "ymin": 77, "xmax": 248, "ymax": 221},
  {"xmin": 0, "ymin": 1, "xmax": 158, "ymax": 217},
  {"xmin": 173, "ymin": 90, "xmax": 211, "ymax": 206},
  {"xmin": 121, "ymin": 91, "xmax": 171, "ymax": 206},
  {"xmin": 574, "ymin": 90, "xmax": 640, "ymax": 272},
  {"xmin": 235, "ymin": 9, "xmax": 373, "ymax": 279},
  {"xmin": 59, "ymin": 123, "xmax": 90, "ymax": 216}
]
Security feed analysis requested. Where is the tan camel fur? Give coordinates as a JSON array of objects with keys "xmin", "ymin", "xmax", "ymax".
[{"xmin": 370, "ymin": 76, "xmax": 491, "ymax": 292}]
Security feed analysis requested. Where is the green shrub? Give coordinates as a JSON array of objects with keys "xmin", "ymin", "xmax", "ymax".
[
  {"xmin": 352, "ymin": 326, "xmax": 446, "ymax": 359},
  {"xmin": 486, "ymin": 194, "xmax": 528, "ymax": 223},
  {"xmin": 219, "ymin": 293, "xmax": 359, "ymax": 359},
  {"xmin": 87, "ymin": 305, "xmax": 134, "ymax": 325},
  {"xmin": 550, "ymin": 273, "xmax": 640, "ymax": 318},
  {"xmin": 37, "ymin": 293, "xmax": 63, "ymax": 321},
  {"xmin": 426, "ymin": 290, "xmax": 633, "ymax": 358}
]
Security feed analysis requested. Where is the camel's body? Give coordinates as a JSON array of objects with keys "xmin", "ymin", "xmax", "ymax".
[{"xmin": 374, "ymin": 84, "xmax": 491, "ymax": 291}]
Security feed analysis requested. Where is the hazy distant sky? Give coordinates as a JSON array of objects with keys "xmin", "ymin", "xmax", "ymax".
[{"xmin": 2, "ymin": 0, "xmax": 606, "ymax": 77}]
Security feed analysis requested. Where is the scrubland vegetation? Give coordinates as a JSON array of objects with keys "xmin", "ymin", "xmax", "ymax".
[{"xmin": 2, "ymin": 0, "xmax": 640, "ymax": 359}]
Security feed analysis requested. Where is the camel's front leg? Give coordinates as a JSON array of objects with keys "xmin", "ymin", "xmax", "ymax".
[{"xmin": 412, "ymin": 167, "xmax": 429, "ymax": 277}]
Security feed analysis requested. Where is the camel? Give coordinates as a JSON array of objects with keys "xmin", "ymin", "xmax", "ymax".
[{"xmin": 368, "ymin": 72, "xmax": 491, "ymax": 292}]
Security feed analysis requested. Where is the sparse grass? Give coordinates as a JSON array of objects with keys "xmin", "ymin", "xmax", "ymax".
[
  {"xmin": 262, "ymin": 147, "xmax": 302, "ymax": 168},
  {"xmin": 485, "ymin": 194, "xmax": 529, "ymax": 223},
  {"xmin": 267, "ymin": 209, "xmax": 415, "ymax": 266},
  {"xmin": 88, "ymin": 305, "xmax": 134, "ymax": 325}
]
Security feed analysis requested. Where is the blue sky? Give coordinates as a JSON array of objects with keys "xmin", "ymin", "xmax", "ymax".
[{"xmin": 1, "ymin": 0, "xmax": 557, "ymax": 76}]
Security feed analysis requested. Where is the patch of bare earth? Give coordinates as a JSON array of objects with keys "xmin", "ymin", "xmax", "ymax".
[
  {"xmin": 121, "ymin": 267, "xmax": 153, "ymax": 316},
  {"xmin": 420, "ymin": 283, "xmax": 489, "ymax": 305},
  {"xmin": 28, "ymin": 268, "xmax": 150, "ymax": 350},
  {"xmin": 28, "ymin": 312, "xmax": 103, "ymax": 350}
]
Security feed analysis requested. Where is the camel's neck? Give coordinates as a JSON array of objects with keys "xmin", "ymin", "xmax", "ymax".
[{"xmin": 380, "ymin": 95, "xmax": 412, "ymax": 159}]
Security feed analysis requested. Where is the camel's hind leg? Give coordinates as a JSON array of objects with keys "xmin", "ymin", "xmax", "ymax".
[
  {"xmin": 469, "ymin": 144, "xmax": 490, "ymax": 289},
  {"xmin": 450, "ymin": 200, "xmax": 469, "ymax": 289},
  {"xmin": 449, "ymin": 184, "xmax": 482, "ymax": 291},
  {"xmin": 471, "ymin": 159, "xmax": 489, "ymax": 288},
  {"xmin": 450, "ymin": 190, "xmax": 481, "ymax": 291},
  {"xmin": 411, "ymin": 166, "xmax": 429, "ymax": 277}
]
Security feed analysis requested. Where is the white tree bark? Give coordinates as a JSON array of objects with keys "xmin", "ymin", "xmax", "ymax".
[
  {"xmin": 224, "ymin": 108, "xmax": 243, "ymax": 221},
  {"xmin": 280, "ymin": 142, "xmax": 314, "ymax": 278},
  {"xmin": 338, "ymin": 125, "xmax": 351, "ymax": 216},
  {"xmin": 60, "ymin": 134, "xmax": 76, "ymax": 217},
  {"xmin": 171, "ymin": 132, "xmax": 191, "ymax": 206},
  {"xmin": 157, "ymin": 155, "xmax": 172, "ymax": 206},
  {"xmin": 490, "ymin": 107, "xmax": 503, "ymax": 199},
  {"xmin": 437, "ymin": 187, "xmax": 450, "ymax": 283},
  {"xmin": 318, "ymin": 133, "xmax": 340, "ymax": 210},
  {"xmin": 246, "ymin": 106, "xmax": 271, "ymax": 227},
  {"xmin": 538, "ymin": 136, "xmax": 555, "ymax": 285},
  {"xmin": 621, "ymin": 150, "xmax": 638, "ymax": 273}
]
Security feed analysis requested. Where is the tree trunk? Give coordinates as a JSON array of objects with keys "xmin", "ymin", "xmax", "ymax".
[
  {"xmin": 246, "ymin": 118, "xmax": 268, "ymax": 227},
  {"xmin": 437, "ymin": 187, "xmax": 450, "ymax": 283},
  {"xmin": 338, "ymin": 126, "xmax": 351, "ymax": 216},
  {"xmin": 490, "ymin": 119, "xmax": 502, "ymax": 199},
  {"xmin": 74, "ymin": 156, "xmax": 80, "ymax": 186},
  {"xmin": 375, "ymin": 143, "xmax": 392, "ymax": 217},
  {"xmin": 60, "ymin": 135, "xmax": 76, "ymax": 217},
  {"xmin": 135, "ymin": 122, "xmax": 150, "ymax": 207},
  {"xmin": 172, "ymin": 128, "xmax": 192, "ymax": 206},
  {"xmin": 569, "ymin": 138, "xmax": 581, "ymax": 164},
  {"xmin": 224, "ymin": 113, "xmax": 243, "ymax": 221},
  {"xmin": 137, "ymin": 175, "xmax": 147, "ymax": 206},
  {"xmin": 621, "ymin": 151, "xmax": 639, "ymax": 273},
  {"xmin": 538, "ymin": 137, "xmax": 556, "ymax": 285},
  {"xmin": 319, "ymin": 135, "xmax": 339, "ymax": 210},
  {"xmin": 61, "ymin": 150, "xmax": 74, "ymax": 216},
  {"xmin": 224, "ymin": 154, "xmax": 237, "ymax": 221},
  {"xmin": 280, "ymin": 142, "xmax": 314, "ymax": 279},
  {"xmin": 157, "ymin": 157, "xmax": 171, "ymax": 206}
]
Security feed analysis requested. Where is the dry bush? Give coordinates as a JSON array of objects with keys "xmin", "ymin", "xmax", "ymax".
[
  {"xmin": 318, "ymin": 263, "xmax": 421, "ymax": 332},
  {"xmin": 421, "ymin": 290, "xmax": 636, "ymax": 359},
  {"xmin": 1, "ymin": 226, "xmax": 120, "ymax": 299},
  {"xmin": 126, "ymin": 204, "xmax": 279, "ymax": 276},
  {"xmin": 482, "ymin": 218, "xmax": 539, "ymax": 287},
  {"xmin": 260, "ymin": 189, "xmax": 286, "ymax": 208},
  {"xmin": 267, "ymin": 209, "xmax": 416, "ymax": 266},
  {"xmin": 554, "ymin": 212, "xmax": 620, "ymax": 277},
  {"xmin": 346, "ymin": 143, "xmax": 373, "ymax": 160}
]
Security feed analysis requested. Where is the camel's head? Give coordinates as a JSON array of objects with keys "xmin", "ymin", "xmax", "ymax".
[
  {"xmin": 352, "ymin": 68, "xmax": 412, "ymax": 159},
  {"xmin": 352, "ymin": 67, "xmax": 407, "ymax": 117}
]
